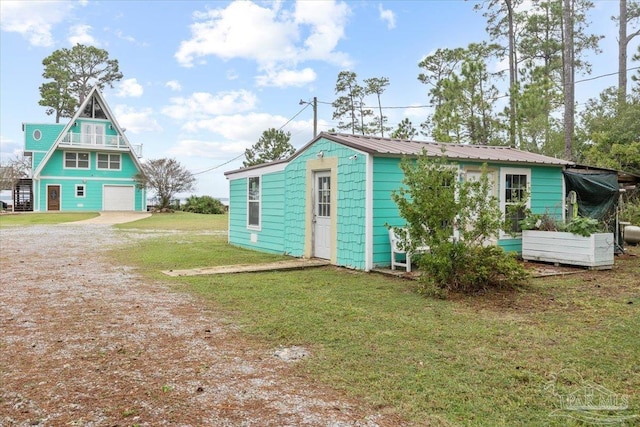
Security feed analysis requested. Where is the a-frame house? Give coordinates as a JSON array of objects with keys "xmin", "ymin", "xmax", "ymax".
[{"xmin": 22, "ymin": 87, "xmax": 146, "ymax": 212}]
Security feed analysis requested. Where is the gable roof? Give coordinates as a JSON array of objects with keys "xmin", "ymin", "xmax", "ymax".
[
  {"xmin": 32, "ymin": 86, "xmax": 143, "ymax": 178},
  {"xmin": 302, "ymin": 132, "xmax": 574, "ymax": 166},
  {"xmin": 226, "ymin": 132, "xmax": 574, "ymax": 177}
]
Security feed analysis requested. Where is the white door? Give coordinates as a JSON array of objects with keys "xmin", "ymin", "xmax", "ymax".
[
  {"xmin": 313, "ymin": 171, "xmax": 331, "ymax": 259},
  {"xmin": 103, "ymin": 185, "xmax": 135, "ymax": 211}
]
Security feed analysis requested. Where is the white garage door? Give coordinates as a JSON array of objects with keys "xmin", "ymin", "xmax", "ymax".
[{"xmin": 103, "ymin": 185, "xmax": 135, "ymax": 211}]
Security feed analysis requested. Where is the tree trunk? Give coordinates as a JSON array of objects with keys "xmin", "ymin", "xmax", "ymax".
[
  {"xmin": 619, "ymin": 0, "xmax": 628, "ymax": 104},
  {"xmin": 563, "ymin": 0, "xmax": 575, "ymax": 161},
  {"xmin": 506, "ymin": 0, "xmax": 517, "ymax": 148}
]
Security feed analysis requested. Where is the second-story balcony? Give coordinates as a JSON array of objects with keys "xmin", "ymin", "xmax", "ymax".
[{"xmin": 60, "ymin": 132, "xmax": 143, "ymax": 157}]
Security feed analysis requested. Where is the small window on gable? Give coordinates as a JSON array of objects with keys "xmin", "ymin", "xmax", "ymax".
[
  {"xmin": 80, "ymin": 96, "xmax": 108, "ymax": 119},
  {"xmin": 247, "ymin": 176, "xmax": 260, "ymax": 229},
  {"xmin": 76, "ymin": 185, "xmax": 85, "ymax": 198},
  {"xmin": 33, "ymin": 129, "xmax": 42, "ymax": 141}
]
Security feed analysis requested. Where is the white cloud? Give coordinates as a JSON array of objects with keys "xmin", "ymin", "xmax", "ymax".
[
  {"xmin": 68, "ymin": 24, "xmax": 96, "ymax": 46},
  {"xmin": 0, "ymin": 135, "xmax": 22, "ymax": 161},
  {"xmin": 0, "ymin": 0, "xmax": 76, "ymax": 47},
  {"xmin": 293, "ymin": 1, "xmax": 351, "ymax": 64},
  {"xmin": 116, "ymin": 78, "xmax": 144, "ymax": 98},
  {"xmin": 161, "ymin": 90, "xmax": 257, "ymax": 121},
  {"xmin": 165, "ymin": 80, "xmax": 182, "ymax": 92},
  {"xmin": 175, "ymin": 0, "xmax": 351, "ymax": 81},
  {"xmin": 175, "ymin": 1, "xmax": 297, "ymax": 67},
  {"xmin": 168, "ymin": 138, "xmax": 246, "ymax": 159},
  {"xmin": 112, "ymin": 105, "xmax": 162, "ymax": 134},
  {"xmin": 181, "ymin": 112, "xmax": 289, "ymax": 139},
  {"xmin": 255, "ymin": 67, "xmax": 317, "ymax": 87},
  {"xmin": 378, "ymin": 4, "xmax": 396, "ymax": 30},
  {"xmin": 172, "ymin": 113, "xmax": 314, "ymax": 156}
]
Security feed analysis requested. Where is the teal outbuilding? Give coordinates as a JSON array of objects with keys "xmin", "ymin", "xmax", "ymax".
[
  {"xmin": 21, "ymin": 87, "xmax": 146, "ymax": 212},
  {"xmin": 225, "ymin": 133, "xmax": 574, "ymax": 271}
]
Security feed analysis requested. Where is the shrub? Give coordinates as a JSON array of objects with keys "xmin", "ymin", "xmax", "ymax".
[
  {"xmin": 417, "ymin": 243, "xmax": 528, "ymax": 297},
  {"xmin": 391, "ymin": 153, "xmax": 529, "ymax": 298},
  {"xmin": 182, "ymin": 195, "xmax": 226, "ymax": 214},
  {"xmin": 619, "ymin": 190, "xmax": 640, "ymax": 225}
]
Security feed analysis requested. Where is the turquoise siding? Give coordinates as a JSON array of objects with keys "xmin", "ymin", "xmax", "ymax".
[
  {"xmin": 228, "ymin": 172, "xmax": 286, "ymax": 254},
  {"xmin": 40, "ymin": 150, "xmax": 139, "ymax": 178},
  {"xmin": 34, "ymin": 179, "xmax": 144, "ymax": 212},
  {"xmin": 371, "ymin": 157, "xmax": 406, "ymax": 267},
  {"xmin": 371, "ymin": 159, "xmax": 566, "ymax": 265},
  {"xmin": 24, "ymin": 123, "xmax": 64, "ymax": 168},
  {"xmin": 33, "ymin": 149, "xmax": 142, "ymax": 211},
  {"xmin": 335, "ymin": 147, "xmax": 366, "ymax": 269},
  {"xmin": 283, "ymin": 138, "xmax": 367, "ymax": 269},
  {"xmin": 227, "ymin": 139, "xmax": 567, "ymax": 270},
  {"xmin": 228, "ymin": 178, "xmax": 248, "ymax": 244}
]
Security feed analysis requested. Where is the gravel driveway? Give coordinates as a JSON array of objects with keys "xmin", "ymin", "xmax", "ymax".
[{"xmin": 0, "ymin": 223, "xmax": 403, "ymax": 426}]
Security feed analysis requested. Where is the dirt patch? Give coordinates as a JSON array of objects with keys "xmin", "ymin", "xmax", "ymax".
[
  {"xmin": 0, "ymin": 224, "xmax": 406, "ymax": 426},
  {"xmin": 451, "ymin": 247, "xmax": 640, "ymax": 315}
]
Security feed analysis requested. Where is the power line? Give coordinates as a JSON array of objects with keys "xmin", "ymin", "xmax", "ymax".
[
  {"xmin": 191, "ymin": 102, "xmax": 311, "ymax": 176},
  {"xmin": 191, "ymin": 66, "xmax": 639, "ymax": 175}
]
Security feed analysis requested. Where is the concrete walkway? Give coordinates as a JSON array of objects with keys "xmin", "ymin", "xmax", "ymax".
[
  {"xmin": 73, "ymin": 211, "xmax": 152, "ymax": 225},
  {"xmin": 163, "ymin": 258, "xmax": 330, "ymax": 277}
]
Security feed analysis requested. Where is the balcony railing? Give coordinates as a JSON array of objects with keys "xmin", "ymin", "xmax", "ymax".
[{"xmin": 60, "ymin": 132, "xmax": 143, "ymax": 157}]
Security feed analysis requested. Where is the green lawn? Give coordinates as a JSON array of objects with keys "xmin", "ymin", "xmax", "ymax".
[
  {"xmin": 106, "ymin": 213, "xmax": 640, "ymax": 425},
  {"xmin": 115, "ymin": 211, "xmax": 229, "ymax": 231},
  {"xmin": 0, "ymin": 212, "xmax": 98, "ymax": 226}
]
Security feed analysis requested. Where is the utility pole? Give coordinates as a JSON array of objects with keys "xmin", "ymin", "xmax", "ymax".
[
  {"xmin": 300, "ymin": 97, "xmax": 318, "ymax": 137},
  {"xmin": 312, "ymin": 96, "xmax": 317, "ymax": 137}
]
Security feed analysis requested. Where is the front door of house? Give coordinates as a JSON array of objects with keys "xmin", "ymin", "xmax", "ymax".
[
  {"xmin": 47, "ymin": 185, "xmax": 60, "ymax": 211},
  {"xmin": 313, "ymin": 171, "xmax": 331, "ymax": 259}
]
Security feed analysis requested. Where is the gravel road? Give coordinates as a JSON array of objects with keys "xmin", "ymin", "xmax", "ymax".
[{"xmin": 0, "ymin": 223, "xmax": 404, "ymax": 426}]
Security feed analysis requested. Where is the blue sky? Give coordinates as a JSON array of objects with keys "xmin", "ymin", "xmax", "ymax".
[{"xmin": 1, "ymin": 0, "xmax": 636, "ymax": 199}]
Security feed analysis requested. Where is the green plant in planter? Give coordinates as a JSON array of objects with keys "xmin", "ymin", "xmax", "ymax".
[
  {"xmin": 518, "ymin": 212, "xmax": 601, "ymax": 237},
  {"xmin": 562, "ymin": 216, "xmax": 600, "ymax": 237},
  {"xmin": 506, "ymin": 193, "xmax": 602, "ymax": 237}
]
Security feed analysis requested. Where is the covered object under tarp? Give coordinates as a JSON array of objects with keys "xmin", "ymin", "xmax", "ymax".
[{"xmin": 563, "ymin": 168, "xmax": 621, "ymax": 252}]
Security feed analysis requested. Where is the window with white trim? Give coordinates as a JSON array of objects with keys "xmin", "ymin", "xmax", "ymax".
[
  {"xmin": 247, "ymin": 176, "xmax": 260, "ymax": 228},
  {"xmin": 65, "ymin": 151, "xmax": 90, "ymax": 169},
  {"xmin": 97, "ymin": 153, "xmax": 121, "ymax": 170},
  {"xmin": 75, "ymin": 184, "xmax": 85, "ymax": 198},
  {"xmin": 500, "ymin": 168, "xmax": 530, "ymax": 236}
]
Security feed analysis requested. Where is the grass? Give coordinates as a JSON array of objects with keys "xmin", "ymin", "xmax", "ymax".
[
  {"xmin": 115, "ymin": 211, "xmax": 228, "ymax": 231},
  {"xmin": 103, "ymin": 214, "xmax": 640, "ymax": 425},
  {"xmin": 0, "ymin": 212, "xmax": 98, "ymax": 226}
]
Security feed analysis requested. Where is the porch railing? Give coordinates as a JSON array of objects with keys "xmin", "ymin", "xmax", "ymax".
[{"xmin": 60, "ymin": 132, "xmax": 143, "ymax": 157}]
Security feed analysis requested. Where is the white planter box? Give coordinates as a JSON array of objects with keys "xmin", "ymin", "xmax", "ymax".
[{"xmin": 521, "ymin": 230, "xmax": 614, "ymax": 269}]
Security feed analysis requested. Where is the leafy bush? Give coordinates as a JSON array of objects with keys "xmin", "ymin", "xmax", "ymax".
[
  {"xmin": 619, "ymin": 191, "xmax": 640, "ymax": 225},
  {"xmin": 417, "ymin": 243, "xmax": 528, "ymax": 298},
  {"xmin": 181, "ymin": 195, "xmax": 226, "ymax": 214},
  {"xmin": 391, "ymin": 153, "xmax": 529, "ymax": 298}
]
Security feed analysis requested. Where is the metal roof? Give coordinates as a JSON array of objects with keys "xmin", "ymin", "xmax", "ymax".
[
  {"xmin": 319, "ymin": 133, "xmax": 574, "ymax": 166},
  {"xmin": 225, "ymin": 132, "xmax": 575, "ymax": 176}
]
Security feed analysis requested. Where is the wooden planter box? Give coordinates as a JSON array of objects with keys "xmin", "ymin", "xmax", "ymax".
[{"xmin": 521, "ymin": 230, "xmax": 614, "ymax": 269}]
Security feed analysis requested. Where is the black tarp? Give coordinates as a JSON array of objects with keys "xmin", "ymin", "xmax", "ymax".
[
  {"xmin": 564, "ymin": 169, "xmax": 622, "ymax": 252},
  {"xmin": 563, "ymin": 170, "xmax": 619, "ymax": 220}
]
